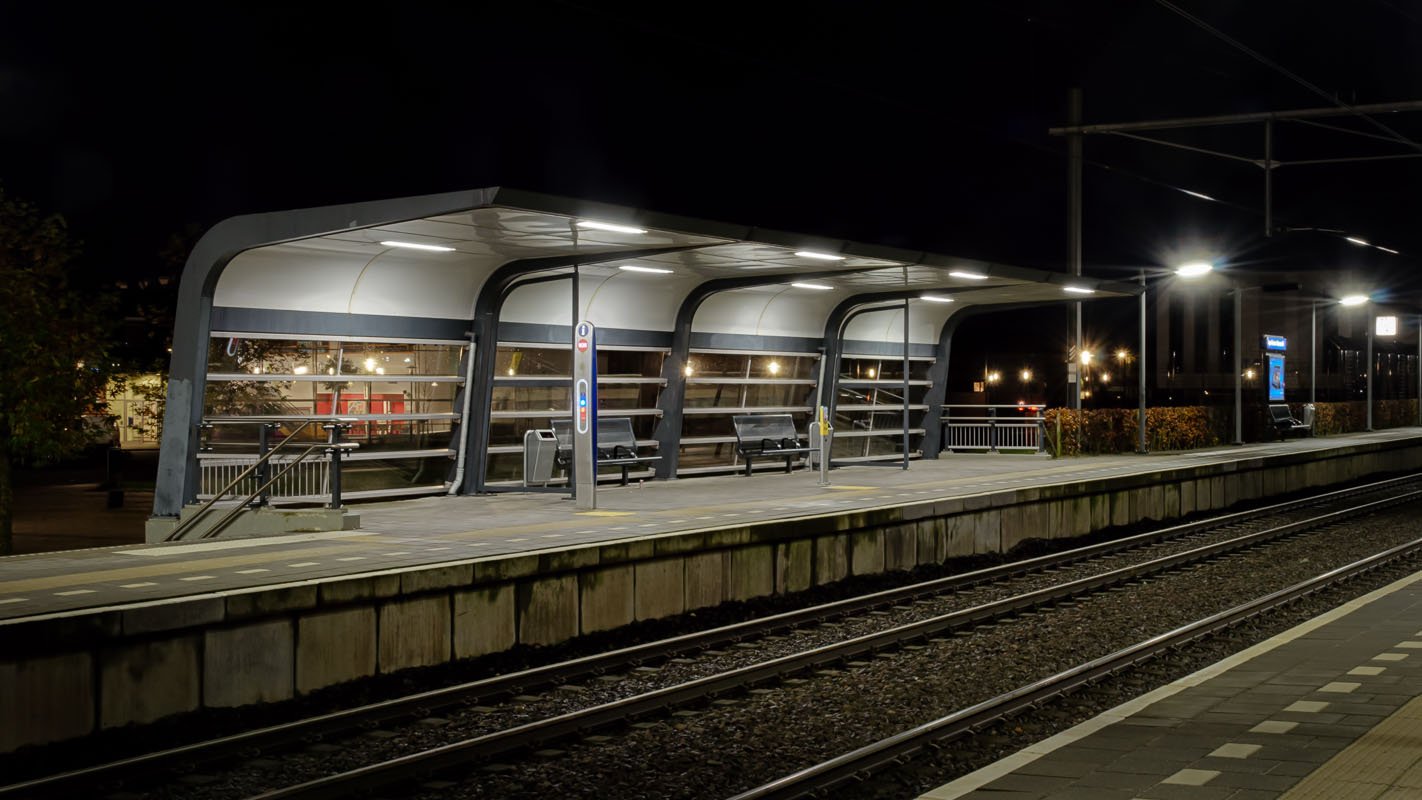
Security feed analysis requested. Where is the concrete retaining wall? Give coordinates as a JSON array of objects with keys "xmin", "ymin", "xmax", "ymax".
[{"xmin": 4, "ymin": 436, "xmax": 1422, "ymax": 753}]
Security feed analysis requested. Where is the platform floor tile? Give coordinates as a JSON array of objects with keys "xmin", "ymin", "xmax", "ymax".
[{"xmin": 919, "ymin": 566, "xmax": 1422, "ymax": 800}]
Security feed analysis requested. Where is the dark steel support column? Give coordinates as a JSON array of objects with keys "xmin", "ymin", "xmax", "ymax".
[
  {"xmin": 324, "ymin": 422, "xmax": 347, "ymax": 509},
  {"xmin": 652, "ymin": 266, "xmax": 856, "ymax": 480},
  {"xmin": 922, "ymin": 317, "xmax": 953, "ymax": 460},
  {"xmin": 1311, "ymin": 302, "xmax": 1318, "ymax": 406},
  {"xmin": 1138, "ymin": 272, "xmax": 1148, "ymax": 453},
  {"xmin": 1069, "ymin": 88, "xmax": 1084, "ymax": 412},
  {"xmin": 902, "ymin": 298, "xmax": 911, "ymax": 470},
  {"xmin": 1367, "ymin": 311, "xmax": 1375, "ymax": 431},
  {"xmin": 253, "ymin": 422, "xmax": 280, "ymax": 508},
  {"xmin": 570, "ymin": 223, "xmax": 582, "ymax": 499},
  {"xmin": 461, "ymin": 246, "xmax": 711, "ymax": 495},
  {"xmin": 1264, "ymin": 120, "xmax": 1274, "ymax": 237},
  {"xmin": 1234, "ymin": 286, "xmax": 1244, "ymax": 445}
]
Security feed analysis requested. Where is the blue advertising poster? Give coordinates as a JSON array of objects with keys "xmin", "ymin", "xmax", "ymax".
[{"xmin": 1268, "ymin": 354, "xmax": 1285, "ymax": 402}]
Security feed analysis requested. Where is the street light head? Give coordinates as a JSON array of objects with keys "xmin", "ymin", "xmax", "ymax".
[
  {"xmin": 1019, "ymin": 368, "xmax": 1032, "ymax": 382},
  {"xmin": 1115, "ymin": 348, "xmax": 1129, "ymax": 362},
  {"xmin": 1339, "ymin": 294, "xmax": 1370, "ymax": 306},
  {"xmin": 1079, "ymin": 351, "xmax": 1093, "ymax": 365},
  {"xmin": 1175, "ymin": 262, "xmax": 1214, "ymax": 278}
]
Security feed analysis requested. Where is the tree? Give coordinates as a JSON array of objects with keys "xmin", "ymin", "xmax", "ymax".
[{"xmin": 0, "ymin": 188, "xmax": 118, "ymax": 554}]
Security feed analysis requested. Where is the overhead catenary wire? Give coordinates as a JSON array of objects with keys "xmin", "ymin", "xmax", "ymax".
[{"xmin": 1154, "ymin": 0, "xmax": 1422, "ymax": 154}]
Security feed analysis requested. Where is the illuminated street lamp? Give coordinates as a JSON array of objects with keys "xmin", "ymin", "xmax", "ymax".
[
  {"xmin": 986, "ymin": 370, "xmax": 1002, "ymax": 385},
  {"xmin": 1337, "ymin": 293, "xmax": 1376, "ymax": 429},
  {"xmin": 1019, "ymin": 368, "xmax": 1033, "ymax": 382},
  {"xmin": 1115, "ymin": 348, "xmax": 1129, "ymax": 363}
]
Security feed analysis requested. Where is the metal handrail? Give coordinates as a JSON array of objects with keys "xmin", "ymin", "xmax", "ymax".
[
  {"xmin": 197, "ymin": 442, "xmax": 358, "ymax": 540},
  {"xmin": 166, "ymin": 420, "xmax": 315, "ymax": 541}
]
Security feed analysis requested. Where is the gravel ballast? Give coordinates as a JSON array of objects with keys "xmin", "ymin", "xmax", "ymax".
[{"xmin": 113, "ymin": 491, "xmax": 1422, "ymax": 800}]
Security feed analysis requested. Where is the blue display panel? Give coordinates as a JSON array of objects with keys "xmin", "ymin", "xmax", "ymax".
[{"xmin": 1268, "ymin": 354, "xmax": 1285, "ymax": 402}]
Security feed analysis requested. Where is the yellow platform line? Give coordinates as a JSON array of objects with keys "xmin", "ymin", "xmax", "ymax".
[{"xmin": 0, "ymin": 543, "xmax": 366, "ymax": 594}]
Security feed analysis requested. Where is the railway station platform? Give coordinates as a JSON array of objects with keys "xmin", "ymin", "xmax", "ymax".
[
  {"xmin": 3, "ymin": 428, "xmax": 1422, "ymax": 754},
  {"xmin": 921, "ymin": 562, "xmax": 1422, "ymax": 800}
]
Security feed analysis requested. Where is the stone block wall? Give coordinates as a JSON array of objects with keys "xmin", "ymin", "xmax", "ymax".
[{"xmin": 3, "ymin": 436, "xmax": 1420, "ymax": 753}]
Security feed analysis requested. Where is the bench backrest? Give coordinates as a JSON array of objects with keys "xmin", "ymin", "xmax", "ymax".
[
  {"xmin": 733, "ymin": 413, "xmax": 801, "ymax": 443},
  {"xmin": 550, "ymin": 417, "xmax": 638, "ymax": 451},
  {"xmin": 1268, "ymin": 404, "xmax": 1293, "ymax": 423}
]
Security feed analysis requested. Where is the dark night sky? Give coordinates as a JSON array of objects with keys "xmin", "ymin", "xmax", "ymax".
[{"xmin": 2, "ymin": 1, "xmax": 1420, "ymax": 295}]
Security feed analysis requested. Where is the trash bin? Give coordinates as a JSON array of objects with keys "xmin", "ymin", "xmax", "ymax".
[{"xmin": 523, "ymin": 429, "xmax": 559, "ymax": 487}]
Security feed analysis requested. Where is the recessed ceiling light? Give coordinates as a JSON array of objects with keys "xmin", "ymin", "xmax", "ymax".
[
  {"xmin": 1063, "ymin": 286, "xmax": 1095, "ymax": 294},
  {"xmin": 1345, "ymin": 236, "xmax": 1370, "ymax": 246},
  {"xmin": 381, "ymin": 241, "xmax": 455, "ymax": 252},
  {"xmin": 794, "ymin": 251, "xmax": 845, "ymax": 261},
  {"xmin": 578, "ymin": 220, "xmax": 646, "ymax": 234},
  {"xmin": 920, "ymin": 294, "xmax": 955, "ymax": 303},
  {"xmin": 949, "ymin": 270, "xmax": 988, "ymax": 280},
  {"xmin": 791, "ymin": 282, "xmax": 834, "ymax": 290},
  {"xmin": 619, "ymin": 265, "xmax": 674, "ymax": 274},
  {"xmin": 1340, "ymin": 294, "xmax": 1370, "ymax": 306}
]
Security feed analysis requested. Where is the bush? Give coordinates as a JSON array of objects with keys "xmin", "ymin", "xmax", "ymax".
[
  {"xmin": 1043, "ymin": 406, "xmax": 1219, "ymax": 456},
  {"xmin": 1304, "ymin": 400, "xmax": 1416, "ymax": 435}
]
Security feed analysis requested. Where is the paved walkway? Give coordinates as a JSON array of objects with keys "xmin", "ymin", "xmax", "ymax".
[
  {"xmin": 0, "ymin": 429, "xmax": 1417, "ymax": 623},
  {"xmin": 920, "ymin": 565, "xmax": 1422, "ymax": 800}
]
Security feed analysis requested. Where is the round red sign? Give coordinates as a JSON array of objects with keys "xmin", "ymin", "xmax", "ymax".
[{"xmin": 576, "ymin": 339, "xmax": 589, "ymax": 352}]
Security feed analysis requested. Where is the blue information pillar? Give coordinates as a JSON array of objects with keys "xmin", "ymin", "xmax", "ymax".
[{"xmin": 1263, "ymin": 334, "xmax": 1287, "ymax": 403}]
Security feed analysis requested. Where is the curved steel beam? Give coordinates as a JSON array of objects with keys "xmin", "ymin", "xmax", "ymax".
[
  {"xmin": 154, "ymin": 189, "xmax": 503, "ymax": 517},
  {"xmin": 652, "ymin": 269, "xmax": 869, "ymax": 478}
]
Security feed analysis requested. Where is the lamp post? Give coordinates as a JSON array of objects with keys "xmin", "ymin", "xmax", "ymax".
[
  {"xmin": 1233, "ymin": 285, "xmax": 1244, "ymax": 445},
  {"xmin": 1166, "ymin": 261, "xmax": 1231, "ymax": 442},
  {"xmin": 1339, "ymin": 295, "xmax": 1373, "ymax": 431}
]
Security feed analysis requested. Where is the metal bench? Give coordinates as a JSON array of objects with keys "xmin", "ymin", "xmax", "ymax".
[
  {"xmin": 551, "ymin": 417, "xmax": 661, "ymax": 485},
  {"xmin": 1268, "ymin": 403, "xmax": 1314, "ymax": 439},
  {"xmin": 732, "ymin": 413, "xmax": 813, "ymax": 476}
]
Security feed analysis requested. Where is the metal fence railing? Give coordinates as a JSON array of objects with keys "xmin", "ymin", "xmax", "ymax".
[
  {"xmin": 197, "ymin": 454, "xmax": 333, "ymax": 502},
  {"xmin": 941, "ymin": 404, "xmax": 1046, "ymax": 453}
]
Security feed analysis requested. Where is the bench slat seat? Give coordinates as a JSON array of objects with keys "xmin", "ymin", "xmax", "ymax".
[
  {"xmin": 551, "ymin": 418, "xmax": 661, "ymax": 485},
  {"xmin": 732, "ymin": 413, "xmax": 813, "ymax": 476}
]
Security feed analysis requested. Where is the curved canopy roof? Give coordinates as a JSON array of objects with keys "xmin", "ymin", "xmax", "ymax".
[{"xmin": 207, "ymin": 187, "xmax": 1141, "ymax": 348}]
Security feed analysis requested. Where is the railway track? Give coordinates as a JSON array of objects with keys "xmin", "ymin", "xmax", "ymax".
[
  {"xmin": 729, "ymin": 533, "xmax": 1422, "ymax": 800},
  {"xmin": 4, "ymin": 475, "xmax": 1418, "ymax": 800}
]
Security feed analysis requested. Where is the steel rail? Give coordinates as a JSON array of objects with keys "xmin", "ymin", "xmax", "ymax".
[
  {"xmin": 5, "ymin": 474, "xmax": 1416, "ymax": 800},
  {"xmin": 239, "ymin": 487, "xmax": 1422, "ymax": 800},
  {"xmin": 729, "ymin": 535, "xmax": 1422, "ymax": 800},
  {"xmin": 4, "ymin": 475, "xmax": 1416, "ymax": 799}
]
